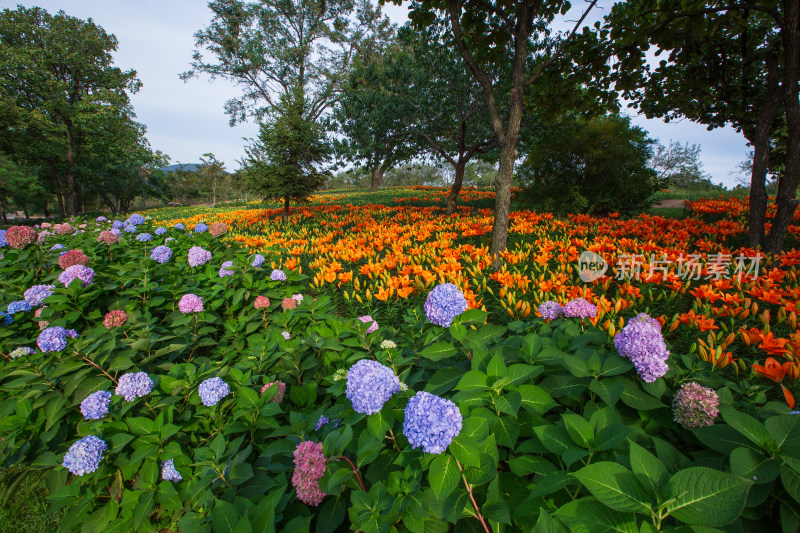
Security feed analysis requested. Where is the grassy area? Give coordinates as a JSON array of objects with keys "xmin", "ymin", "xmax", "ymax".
[
  {"xmin": 648, "ymin": 206, "xmax": 688, "ymax": 218},
  {"xmin": 0, "ymin": 471, "xmax": 64, "ymax": 532}
]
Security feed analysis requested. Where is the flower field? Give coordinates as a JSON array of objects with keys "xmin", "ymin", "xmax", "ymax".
[{"xmin": 1, "ymin": 188, "xmax": 800, "ymax": 532}]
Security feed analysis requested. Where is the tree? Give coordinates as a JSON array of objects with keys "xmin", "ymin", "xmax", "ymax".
[
  {"xmin": 0, "ymin": 6, "xmax": 142, "ymax": 217},
  {"xmin": 0, "ymin": 152, "xmax": 50, "ymax": 222},
  {"xmin": 649, "ymin": 140, "xmax": 711, "ymax": 188},
  {"xmin": 394, "ymin": 0, "xmax": 600, "ymax": 265},
  {"xmin": 183, "ymin": 0, "xmax": 388, "ymax": 125},
  {"xmin": 198, "ymin": 153, "xmax": 227, "ymax": 207},
  {"xmin": 585, "ymin": 0, "xmax": 800, "ymax": 252},
  {"xmin": 517, "ymin": 114, "xmax": 660, "ymax": 215},
  {"xmin": 241, "ymin": 88, "xmax": 330, "ymax": 220}
]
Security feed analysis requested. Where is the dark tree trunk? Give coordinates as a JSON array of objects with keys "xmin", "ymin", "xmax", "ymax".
[
  {"xmin": 748, "ymin": 50, "xmax": 781, "ymax": 248},
  {"xmin": 490, "ymin": 139, "xmax": 518, "ymax": 266},
  {"xmin": 43, "ymin": 204, "xmax": 49, "ymax": 218},
  {"xmin": 283, "ymin": 196, "xmax": 290, "ymax": 221},
  {"xmin": 447, "ymin": 159, "xmax": 467, "ymax": 215},
  {"xmin": 370, "ymin": 166, "xmax": 384, "ymax": 192},
  {"xmin": 64, "ymin": 129, "xmax": 77, "ymax": 217}
]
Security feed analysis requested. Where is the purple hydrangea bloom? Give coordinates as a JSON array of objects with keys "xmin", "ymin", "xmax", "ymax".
[
  {"xmin": 50, "ymin": 243, "xmax": 66, "ymax": 252},
  {"xmin": 150, "ymin": 245, "xmax": 173, "ymax": 264},
  {"xmin": 110, "ymin": 228, "xmax": 122, "ymax": 236},
  {"xmin": 188, "ymin": 246, "xmax": 212, "ymax": 267},
  {"xmin": 37, "ymin": 326, "xmax": 78, "ymax": 352},
  {"xmin": 62, "ymin": 435, "xmax": 106, "ymax": 476},
  {"xmin": 194, "ymin": 223, "xmax": 209, "ymax": 233},
  {"xmin": 0, "ymin": 229, "xmax": 6, "ymax": 248},
  {"xmin": 95, "ymin": 216, "xmax": 107, "ymax": 223},
  {"xmin": 357, "ymin": 315, "xmax": 379, "ymax": 334},
  {"xmin": 315, "ymin": 416, "xmax": 330, "ymax": 431},
  {"xmin": 174, "ymin": 223, "xmax": 185, "ymax": 230},
  {"xmin": 7, "ymin": 300, "xmax": 33, "ymax": 314},
  {"xmin": 270, "ymin": 269, "xmax": 287, "ymax": 281},
  {"xmin": 538, "ymin": 300, "xmax": 564, "ymax": 320},
  {"xmin": 563, "ymin": 298, "xmax": 597, "ymax": 319},
  {"xmin": 251, "ymin": 254, "xmax": 265, "ymax": 268},
  {"xmin": 791, "ymin": 411, "xmax": 800, "ymax": 415},
  {"xmin": 155, "ymin": 227, "xmax": 167, "ymax": 235},
  {"xmin": 9, "ymin": 347, "xmax": 34, "ymax": 359},
  {"xmin": 345, "ymin": 359, "xmax": 402, "ymax": 414},
  {"xmin": 115, "ymin": 372, "xmax": 154, "ymax": 401},
  {"xmin": 424, "ymin": 283, "xmax": 468, "ymax": 328},
  {"xmin": 281, "ymin": 331, "xmax": 291, "ymax": 340},
  {"xmin": 672, "ymin": 382, "xmax": 719, "ymax": 428},
  {"xmin": 219, "ymin": 261, "xmax": 234, "ymax": 278},
  {"xmin": 198, "ymin": 377, "xmax": 230, "ymax": 406},
  {"xmin": 614, "ymin": 313, "xmax": 670, "ymax": 382},
  {"xmin": 58, "ymin": 265, "xmax": 95, "ymax": 287},
  {"xmin": 125, "ymin": 214, "xmax": 145, "ymax": 226},
  {"xmin": 112, "ymin": 220, "xmax": 124, "ymax": 229},
  {"xmin": 123, "ymin": 225, "xmax": 137, "ymax": 233},
  {"xmin": 24, "ymin": 284, "xmax": 55, "ymax": 306},
  {"xmin": 403, "ymin": 391, "xmax": 462, "ymax": 454},
  {"xmin": 136, "ymin": 233, "xmax": 152, "ymax": 242},
  {"xmin": 80, "ymin": 391, "xmax": 112, "ymax": 420},
  {"xmin": 1, "ymin": 312, "xmax": 13, "ymax": 326},
  {"xmin": 161, "ymin": 458, "xmax": 182, "ymax": 482},
  {"xmin": 178, "ymin": 294, "xmax": 204, "ymax": 313}
]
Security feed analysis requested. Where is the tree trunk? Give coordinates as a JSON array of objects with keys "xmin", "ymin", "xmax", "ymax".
[
  {"xmin": 370, "ymin": 166, "xmax": 384, "ymax": 192},
  {"xmin": 490, "ymin": 141, "xmax": 518, "ymax": 266},
  {"xmin": 447, "ymin": 159, "xmax": 467, "ymax": 215},
  {"xmin": 765, "ymin": 0, "xmax": 800, "ymax": 253},
  {"xmin": 64, "ymin": 129, "xmax": 77, "ymax": 216},
  {"xmin": 748, "ymin": 51, "xmax": 781, "ymax": 248},
  {"xmin": 43, "ymin": 204, "xmax": 49, "ymax": 218},
  {"xmin": 283, "ymin": 196, "xmax": 290, "ymax": 221}
]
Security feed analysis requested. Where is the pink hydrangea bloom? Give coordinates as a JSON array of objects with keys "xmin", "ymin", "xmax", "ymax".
[
  {"xmin": 260, "ymin": 380, "xmax": 286, "ymax": 403},
  {"xmin": 178, "ymin": 294, "xmax": 204, "ymax": 313},
  {"xmin": 254, "ymin": 296, "xmax": 271, "ymax": 309},
  {"xmin": 672, "ymin": 382, "xmax": 719, "ymax": 428},
  {"xmin": 292, "ymin": 441, "xmax": 326, "ymax": 506},
  {"xmin": 358, "ymin": 315, "xmax": 378, "ymax": 334}
]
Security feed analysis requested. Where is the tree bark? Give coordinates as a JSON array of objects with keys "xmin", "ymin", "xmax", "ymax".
[
  {"xmin": 283, "ymin": 195, "xmax": 290, "ymax": 221},
  {"xmin": 748, "ymin": 50, "xmax": 781, "ymax": 248},
  {"xmin": 64, "ymin": 128, "xmax": 77, "ymax": 216},
  {"xmin": 447, "ymin": 159, "xmax": 467, "ymax": 215},
  {"xmin": 370, "ymin": 165, "xmax": 384, "ymax": 192},
  {"xmin": 766, "ymin": 0, "xmax": 800, "ymax": 253}
]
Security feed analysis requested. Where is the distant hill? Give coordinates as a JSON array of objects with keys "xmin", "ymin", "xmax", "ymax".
[{"xmin": 160, "ymin": 163, "xmax": 201, "ymax": 173}]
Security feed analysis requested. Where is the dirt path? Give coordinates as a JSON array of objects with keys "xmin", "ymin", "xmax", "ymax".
[{"xmin": 653, "ymin": 199, "xmax": 687, "ymax": 209}]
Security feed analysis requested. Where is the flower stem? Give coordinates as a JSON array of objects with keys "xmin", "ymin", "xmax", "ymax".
[
  {"xmin": 82, "ymin": 356, "xmax": 118, "ymax": 384},
  {"xmin": 455, "ymin": 458, "xmax": 490, "ymax": 533},
  {"xmin": 337, "ymin": 455, "xmax": 366, "ymax": 492}
]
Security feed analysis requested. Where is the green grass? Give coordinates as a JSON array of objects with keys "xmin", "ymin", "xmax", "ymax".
[
  {"xmin": 0, "ymin": 471, "xmax": 65, "ymax": 533},
  {"xmin": 648, "ymin": 206, "xmax": 688, "ymax": 219}
]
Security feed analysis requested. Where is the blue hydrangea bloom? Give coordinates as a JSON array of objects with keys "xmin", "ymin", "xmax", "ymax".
[
  {"xmin": 9, "ymin": 347, "xmax": 34, "ymax": 359},
  {"xmin": 161, "ymin": 458, "xmax": 182, "ymax": 482},
  {"xmin": 270, "ymin": 269, "xmax": 286, "ymax": 281},
  {"xmin": 403, "ymin": 391, "xmax": 462, "ymax": 454},
  {"xmin": 110, "ymin": 228, "xmax": 122, "ymax": 236},
  {"xmin": 112, "ymin": 220, "xmax": 124, "ymax": 229},
  {"xmin": 150, "ymin": 245, "xmax": 172, "ymax": 264},
  {"xmin": 62, "ymin": 435, "xmax": 106, "ymax": 476},
  {"xmin": 155, "ymin": 227, "xmax": 167, "ymax": 235},
  {"xmin": 125, "ymin": 213, "xmax": 145, "ymax": 226},
  {"xmin": 24, "ymin": 284, "xmax": 55, "ymax": 306},
  {"xmin": 194, "ymin": 223, "xmax": 209, "ymax": 233},
  {"xmin": 37, "ymin": 326, "xmax": 78, "ymax": 352},
  {"xmin": 115, "ymin": 372, "xmax": 154, "ymax": 401},
  {"xmin": 251, "ymin": 254, "xmax": 265, "ymax": 268},
  {"xmin": 96, "ymin": 216, "xmax": 107, "ymax": 223},
  {"xmin": 614, "ymin": 313, "xmax": 670, "ymax": 383},
  {"xmin": 174, "ymin": 223, "xmax": 185, "ymax": 230},
  {"xmin": 0, "ymin": 311, "xmax": 12, "ymax": 326},
  {"xmin": 219, "ymin": 261, "xmax": 234, "ymax": 278},
  {"xmin": 50, "ymin": 244, "xmax": 66, "ymax": 252},
  {"xmin": 0, "ymin": 229, "xmax": 6, "ymax": 248},
  {"xmin": 80, "ymin": 391, "xmax": 112, "ymax": 420},
  {"xmin": 198, "ymin": 377, "xmax": 230, "ymax": 406},
  {"xmin": 123, "ymin": 225, "xmax": 136, "ymax": 233},
  {"xmin": 136, "ymin": 233, "xmax": 152, "ymax": 242},
  {"xmin": 424, "ymin": 283, "xmax": 468, "ymax": 327},
  {"xmin": 538, "ymin": 300, "xmax": 564, "ymax": 320},
  {"xmin": 315, "ymin": 416, "xmax": 330, "ymax": 431},
  {"xmin": 7, "ymin": 300, "xmax": 33, "ymax": 314},
  {"xmin": 345, "ymin": 359, "xmax": 401, "ymax": 414}
]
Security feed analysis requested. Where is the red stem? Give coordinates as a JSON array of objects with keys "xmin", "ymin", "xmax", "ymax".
[
  {"xmin": 82, "ymin": 356, "xmax": 118, "ymax": 384},
  {"xmin": 337, "ymin": 455, "xmax": 366, "ymax": 492},
  {"xmin": 455, "ymin": 458, "xmax": 491, "ymax": 533}
]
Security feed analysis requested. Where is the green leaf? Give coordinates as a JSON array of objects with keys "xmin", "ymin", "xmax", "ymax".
[
  {"xmin": 213, "ymin": 499, "xmax": 239, "ymax": 533},
  {"xmin": 237, "ymin": 386, "xmax": 260, "ymax": 408},
  {"xmin": 534, "ymin": 425, "xmax": 572, "ymax": 455},
  {"xmin": 664, "ymin": 467, "xmax": 752, "ymax": 527},
  {"xmin": 562, "ymin": 356, "xmax": 592, "ymax": 377},
  {"xmin": 487, "ymin": 354, "xmax": 507, "ymax": 378},
  {"xmin": 424, "ymin": 368, "xmax": 464, "ymax": 395},
  {"xmin": 532, "ymin": 509, "xmax": 566, "ymax": 533},
  {"xmin": 455, "ymin": 370, "xmax": 488, "ymax": 391},
  {"xmin": 126, "ymin": 417, "xmax": 154, "ymax": 436},
  {"xmin": 590, "ymin": 378, "xmax": 624, "ymax": 406},
  {"xmin": 729, "ymin": 447, "xmax": 779, "ymax": 484},
  {"xmin": 554, "ymin": 498, "xmax": 638, "ymax": 532},
  {"xmin": 766, "ymin": 414, "xmax": 800, "ymax": 449},
  {"xmin": 449, "ymin": 434, "xmax": 480, "ymax": 467},
  {"xmin": 429, "ymin": 454, "xmax": 460, "ymax": 499},
  {"xmin": 629, "ymin": 441, "xmax": 668, "ymax": 496},
  {"xmin": 620, "ymin": 379, "xmax": 666, "ymax": 411},
  {"xmin": 562, "ymin": 414, "xmax": 594, "ymax": 449},
  {"xmin": 720, "ymin": 406, "xmax": 772, "ymax": 448},
  {"xmin": 518, "ymin": 385, "xmax": 556, "ymax": 414},
  {"xmin": 506, "ymin": 455, "xmax": 557, "ymax": 477},
  {"xmin": 367, "ymin": 410, "xmax": 393, "ymax": 440},
  {"xmin": 781, "ymin": 467, "xmax": 800, "ymax": 504},
  {"xmin": 571, "ymin": 462, "xmax": 652, "ymax": 513},
  {"xmin": 419, "ymin": 341, "xmax": 458, "ymax": 361}
]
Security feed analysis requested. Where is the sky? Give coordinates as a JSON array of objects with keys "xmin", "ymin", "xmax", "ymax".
[{"xmin": 4, "ymin": 0, "xmax": 751, "ymax": 186}]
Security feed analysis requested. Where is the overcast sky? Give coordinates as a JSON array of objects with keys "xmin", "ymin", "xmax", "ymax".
[{"xmin": 4, "ymin": 0, "xmax": 751, "ymax": 186}]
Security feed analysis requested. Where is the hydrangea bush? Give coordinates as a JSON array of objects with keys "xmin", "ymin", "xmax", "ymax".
[{"xmin": 0, "ymin": 216, "xmax": 798, "ymax": 533}]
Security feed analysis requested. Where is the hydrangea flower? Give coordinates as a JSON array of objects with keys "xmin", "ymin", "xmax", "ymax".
[
  {"xmin": 403, "ymin": 391, "xmax": 462, "ymax": 454},
  {"xmin": 614, "ymin": 313, "xmax": 670, "ymax": 383},
  {"xmin": 357, "ymin": 315, "xmax": 378, "ymax": 334},
  {"xmin": 346, "ymin": 359, "xmax": 402, "ymax": 414},
  {"xmin": 155, "ymin": 227, "xmax": 167, "ymax": 235},
  {"xmin": 282, "ymin": 297, "xmax": 297, "ymax": 311},
  {"xmin": 58, "ymin": 249, "xmax": 89, "ymax": 269},
  {"xmin": 219, "ymin": 261, "xmax": 234, "ymax": 278},
  {"xmin": 112, "ymin": 220, "xmax": 124, "ymax": 229},
  {"xmin": 9, "ymin": 347, "xmax": 34, "ymax": 359},
  {"xmin": 58, "ymin": 265, "xmax": 95, "ymax": 287},
  {"xmin": 174, "ymin": 223, "xmax": 185, "ymax": 230},
  {"xmin": 80, "ymin": 391, "xmax": 112, "ymax": 420},
  {"xmin": 161, "ymin": 459, "xmax": 182, "ymax": 482},
  {"xmin": 254, "ymin": 296, "xmax": 270, "ymax": 309},
  {"xmin": 115, "ymin": 372, "xmax": 154, "ymax": 401},
  {"xmin": 178, "ymin": 294, "xmax": 204, "ymax": 313},
  {"xmin": 35, "ymin": 306, "xmax": 47, "ymax": 329},
  {"xmin": 292, "ymin": 441, "xmax": 326, "ymax": 506},
  {"xmin": 424, "ymin": 283, "xmax": 469, "ymax": 327},
  {"xmin": 37, "ymin": 326, "xmax": 78, "ymax": 352},
  {"xmin": 62, "ymin": 435, "xmax": 106, "ymax": 476},
  {"xmin": 563, "ymin": 298, "xmax": 597, "ymax": 319},
  {"xmin": 538, "ymin": 300, "xmax": 564, "ymax": 320},
  {"xmin": 251, "ymin": 254, "xmax": 265, "ymax": 268},
  {"xmin": 136, "ymin": 233, "xmax": 152, "ymax": 242},
  {"xmin": 123, "ymin": 225, "xmax": 136, "ymax": 233},
  {"xmin": 315, "ymin": 416, "xmax": 330, "ymax": 431},
  {"xmin": 150, "ymin": 245, "xmax": 173, "ymax": 264},
  {"xmin": 187, "ymin": 246, "xmax": 212, "ymax": 267},
  {"xmin": 0, "ymin": 311, "xmax": 12, "ymax": 326},
  {"xmin": 194, "ymin": 223, "xmax": 209, "ymax": 233},
  {"xmin": 5, "ymin": 226, "xmax": 36, "ymax": 249},
  {"xmin": 125, "ymin": 213, "xmax": 145, "ymax": 226},
  {"xmin": 110, "ymin": 228, "xmax": 122, "ymax": 237},
  {"xmin": 7, "ymin": 300, "xmax": 33, "ymax": 314},
  {"xmin": 0, "ymin": 229, "xmax": 6, "ymax": 248},
  {"xmin": 103, "ymin": 310, "xmax": 128, "ymax": 328},
  {"xmin": 50, "ymin": 243, "xmax": 66, "ymax": 252},
  {"xmin": 261, "ymin": 380, "xmax": 286, "ymax": 403},
  {"xmin": 672, "ymin": 382, "xmax": 720, "ymax": 428},
  {"xmin": 209, "ymin": 222, "xmax": 227, "ymax": 237},
  {"xmin": 24, "ymin": 285, "xmax": 55, "ymax": 307},
  {"xmin": 282, "ymin": 331, "xmax": 291, "ymax": 340},
  {"xmin": 198, "ymin": 377, "xmax": 230, "ymax": 406},
  {"xmin": 380, "ymin": 340, "xmax": 397, "ymax": 349},
  {"xmin": 56, "ymin": 223, "xmax": 75, "ymax": 235},
  {"xmin": 270, "ymin": 269, "xmax": 287, "ymax": 281},
  {"xmin": 95, "ymin": 216, "xmax": 107, "ymax": 223}
]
